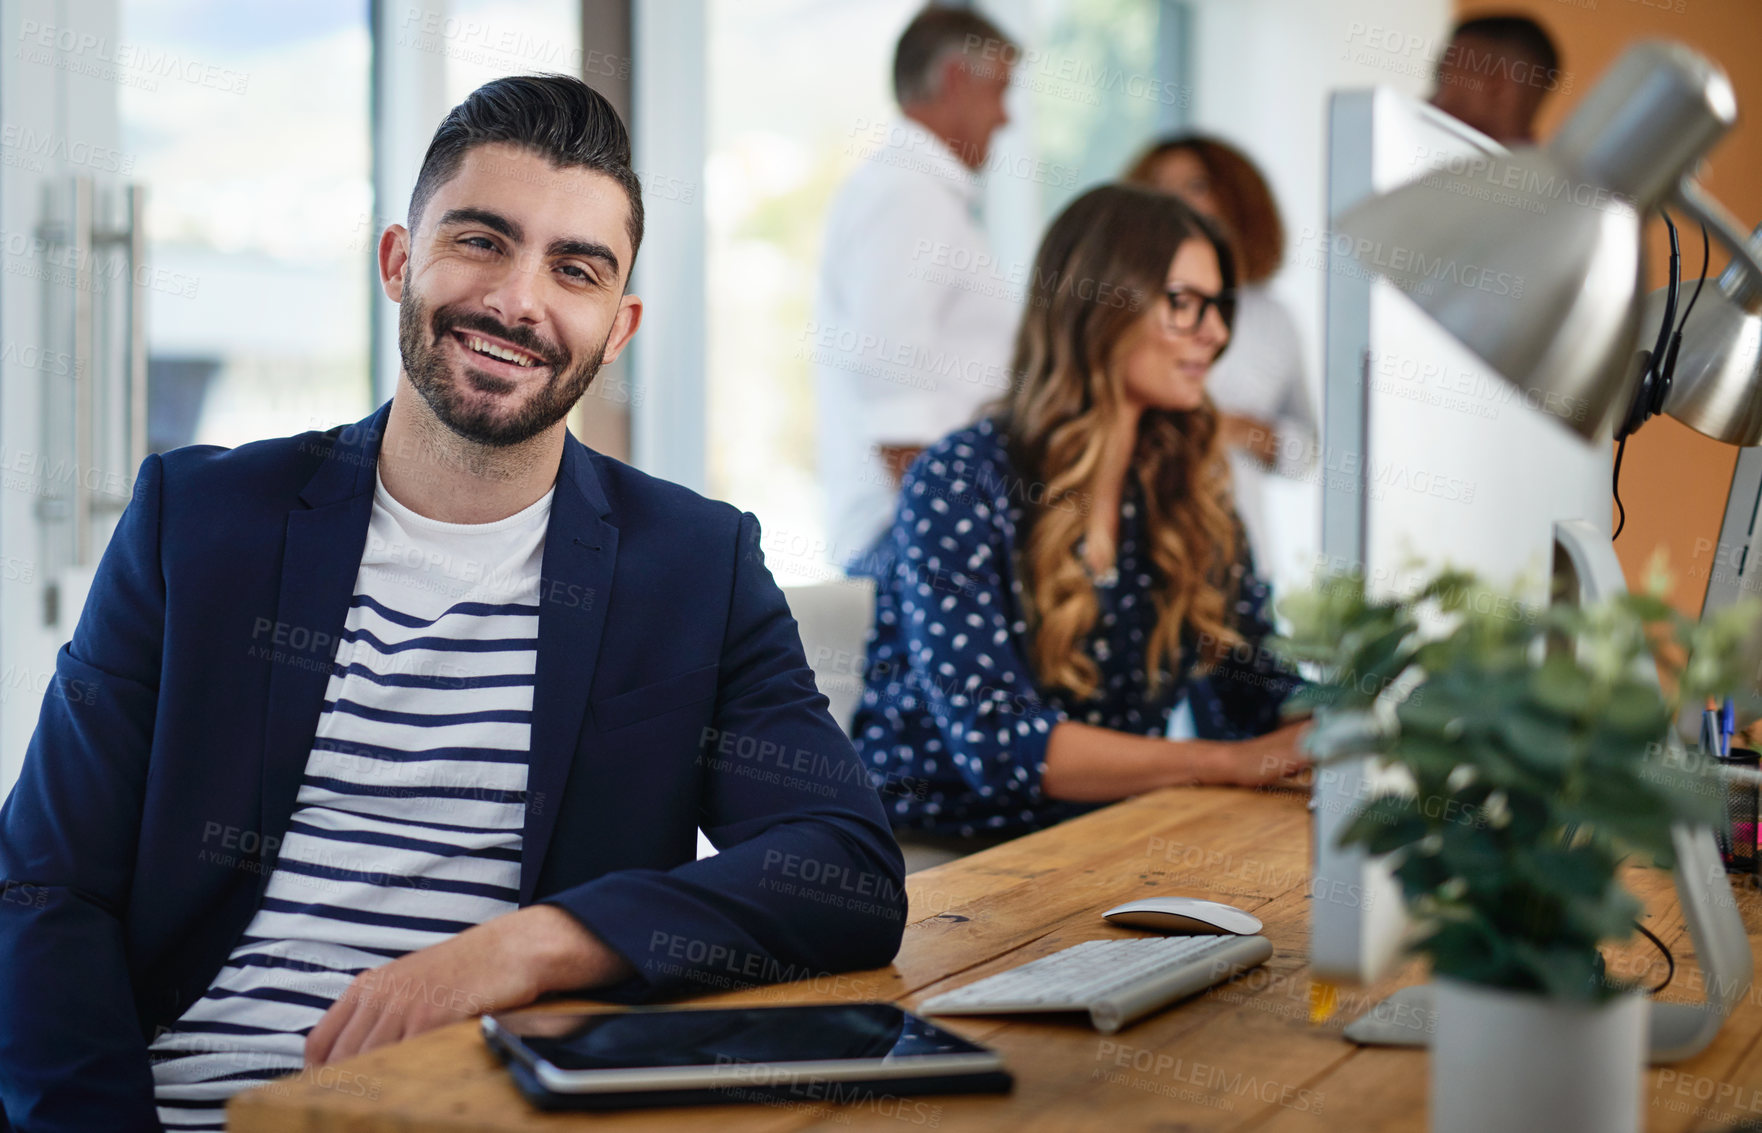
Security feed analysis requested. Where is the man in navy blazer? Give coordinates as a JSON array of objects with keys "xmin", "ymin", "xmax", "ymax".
[{"xmin": 0, "ymin": 75, "xmax": 905, "ymax": 1130}]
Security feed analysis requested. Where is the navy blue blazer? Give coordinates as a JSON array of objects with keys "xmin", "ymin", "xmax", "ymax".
[{"xmin": 0, "ymin": 402, "xmax": 906, "ymax": 1131}]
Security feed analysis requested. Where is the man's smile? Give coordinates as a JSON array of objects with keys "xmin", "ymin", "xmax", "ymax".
[{"xmin": 448, "ymin": 327, "xmax": 552, "ymax": 377}]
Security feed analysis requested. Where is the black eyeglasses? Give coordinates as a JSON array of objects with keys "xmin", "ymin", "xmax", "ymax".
[{"xmin": 1162, "ymin": 287, "xmax": 1235, "ymax": 334}]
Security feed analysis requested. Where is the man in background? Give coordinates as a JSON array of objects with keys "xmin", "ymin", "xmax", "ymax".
[
  {"xmin": 813, "ymin": 5, "xmax": 1022, "ymax": 570},
  {"xmin": 1430, "ymin": 14, "xmax": 1563, "ymax": 146}
]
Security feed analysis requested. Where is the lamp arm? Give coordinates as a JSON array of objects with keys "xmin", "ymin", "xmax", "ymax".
[{"xmin": 1671, "ymin": 178, "xmax": 1762, "ymax": 286}]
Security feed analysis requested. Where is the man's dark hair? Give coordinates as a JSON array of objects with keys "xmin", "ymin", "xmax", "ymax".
[
  {"xmin": 892, "ymin": 5, "xmax": 1015, "ymax": 106},
  {"xmin": 1451, "ymin": 14, "xmax": 1560, "ymax": 75},
  {"xmin": 407, "ymin": 73, "xmax": 643, "ymax": 271}
]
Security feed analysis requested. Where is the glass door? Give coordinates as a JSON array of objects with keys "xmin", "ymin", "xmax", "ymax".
[
  {"xmin": 2, "ymin": 0, "xmax": 138, "ymax": 792},
  {"xmin": 0, "ymin": 0, "xmax": 374, "ymax": 796}
]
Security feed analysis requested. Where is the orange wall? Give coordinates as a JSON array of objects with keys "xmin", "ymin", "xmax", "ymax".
[{"xmin": 1455, "ymin": 0, "xmax": 1762, "ymax": 615}]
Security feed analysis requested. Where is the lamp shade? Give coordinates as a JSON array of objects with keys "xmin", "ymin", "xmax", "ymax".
[
  {"xmin": 1334, "ymin": 41, "xmax": 1738, "ymax": 440},
  {"xmin": 1656, "ymin": 227, "xmax": 1762, "ymax": 445}
]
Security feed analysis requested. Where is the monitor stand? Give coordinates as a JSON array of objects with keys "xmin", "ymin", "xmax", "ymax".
[{"xmin": 1340, "ymin": 520, "xmax": 1753, "ymax": 1063}]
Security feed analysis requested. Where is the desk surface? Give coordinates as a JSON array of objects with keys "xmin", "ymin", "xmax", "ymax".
[{"xmin": 229, "ymin": 786, "xmax": 1762, "ymax": 1132}]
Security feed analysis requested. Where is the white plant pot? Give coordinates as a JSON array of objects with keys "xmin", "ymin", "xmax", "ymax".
[{"xmin": 1430, "ymin": 978, "xmax": 1647, "ymax": 1133}]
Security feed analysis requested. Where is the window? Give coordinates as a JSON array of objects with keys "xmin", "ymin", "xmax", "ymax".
[
  {"xmin": 703, "ymin": 0, "xmax": 921, "ymax": 582},
  {"xmin": 119, "ymin": 0, "xmax": 373, "ymax": 451}
]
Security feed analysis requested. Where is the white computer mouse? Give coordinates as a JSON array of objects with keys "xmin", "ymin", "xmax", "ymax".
[{"xmin": 1101, "ymin": 896, "xmax": 1263, "ymax": 935}]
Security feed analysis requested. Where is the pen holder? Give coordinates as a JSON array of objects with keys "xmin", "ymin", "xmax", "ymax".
[{"xmin": 1719, "ymin": 746, "xmax": 1758, "ymax": 876}]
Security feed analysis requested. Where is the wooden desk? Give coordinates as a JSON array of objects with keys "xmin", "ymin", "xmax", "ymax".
[{"xmin": 229, "ymin": 786, "xmax": 1762, "ymax": 1131}]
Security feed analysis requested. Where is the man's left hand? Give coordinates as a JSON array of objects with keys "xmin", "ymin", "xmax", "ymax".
[{"xmin": 304, "ymin": 904, "xmax": 632, "ymax": 1065}]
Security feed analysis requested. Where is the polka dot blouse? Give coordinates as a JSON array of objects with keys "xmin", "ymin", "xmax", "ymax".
[{"xmin": 850, "ymin": 418, "xmax": 1302, "ymax": 838}]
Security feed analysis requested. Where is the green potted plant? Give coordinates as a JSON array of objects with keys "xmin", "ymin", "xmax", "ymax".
[{"xmin": 1274, "ymin": 565, "xmax": 1759, "ymax": 1133}]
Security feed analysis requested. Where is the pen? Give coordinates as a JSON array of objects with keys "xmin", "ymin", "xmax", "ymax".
[{"xmin": 1706, "ymin": 705, "xmax": 1730, "ymax": 859}]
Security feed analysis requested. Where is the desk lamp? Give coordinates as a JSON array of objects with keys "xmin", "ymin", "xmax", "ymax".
[
  {"xmin": 1334, "ymin": 41, "xmax": 1762, "ymax": 444},
  {"xmin": 1337, "ymin": 39, "xmax": 1762, "ymax": 706},
  {"xmin": 1326, "ymin": 40, "xmax": 1762, "ymax": 1065}
]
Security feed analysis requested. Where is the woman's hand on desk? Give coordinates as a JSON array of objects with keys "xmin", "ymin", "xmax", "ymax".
[{"xmin": 1196, "ymin": 720, "xmax": 1311, "ymax": 787}]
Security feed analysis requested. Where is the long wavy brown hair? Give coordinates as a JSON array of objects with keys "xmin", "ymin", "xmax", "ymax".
[
  {"xmin": 1125, "ymin": 134, "xmax": 1284, "ymax": 285},
  {"xmin": 993, "ymin": 184, "xmax": 1243, "ymax": 701}
]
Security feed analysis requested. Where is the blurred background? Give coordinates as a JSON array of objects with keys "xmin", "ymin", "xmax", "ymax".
[{"xmin": 0, "ymin": 0, "xmax": 1757, "ymax": 796}]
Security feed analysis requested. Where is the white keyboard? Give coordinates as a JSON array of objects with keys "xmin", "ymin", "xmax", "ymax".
[{"xmin": 919, "ymin": 934, "xmax": 1274, "ymax": 1034}]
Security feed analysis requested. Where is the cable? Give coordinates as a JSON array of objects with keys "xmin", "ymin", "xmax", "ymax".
[
  {"xmin": 1659, "ymin": 223, "xmax": 1709, "ymax": 388},
  {"xmin": 1613, "ymin": 434, "xmax": 1629, "ymax": 539},
  {"xmin": 1677, "ymin": 222, "xmax": 1705, "ymax": 336},
  {"xmin": 1612, "ymin": 212, "xmax": 1687, "ymax": 534},
  {"xmin": 1634, "ymin": 920, "xmax": 1675, "ymax": 994},
  {"xmin": 1650, "ymin": 210, "xmax": 1681, "ymax": 382}
]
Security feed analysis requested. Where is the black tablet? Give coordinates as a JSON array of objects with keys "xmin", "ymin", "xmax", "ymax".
[{"xmin": 482, "ymin": 1002, "xmax": 1013, "ymax": 1111}]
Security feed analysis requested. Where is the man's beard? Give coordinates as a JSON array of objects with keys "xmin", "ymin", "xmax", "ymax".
[{"xmin": 397, "ymin": 278, "xmax": 607, "ymax": 448}]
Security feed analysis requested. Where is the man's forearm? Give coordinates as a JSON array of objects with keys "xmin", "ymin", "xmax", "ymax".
[
  {"xmin": 876, "ymin": 443, "xmax": 926, "ymax": 488},
  {"xmin": 518, "ymin": 903, "xmax": 636, "ymax": 994}
]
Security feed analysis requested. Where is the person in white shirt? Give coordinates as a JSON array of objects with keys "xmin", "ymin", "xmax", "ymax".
[
  {"xmin": 814, "ymin": 5, "xmax": 1022, "ymax": 569},
  {"xmin": 1127, "ymin": 135, "xmax": 1318, "ymax": 577}
]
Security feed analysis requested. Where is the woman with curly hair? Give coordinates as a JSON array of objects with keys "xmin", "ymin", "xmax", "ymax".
[{"xmin": 853, "ymin": 184, "xmax": 1308, "ymax": 864}]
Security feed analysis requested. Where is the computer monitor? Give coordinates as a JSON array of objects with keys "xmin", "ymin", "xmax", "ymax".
[
  {"xmin": 1313, "ymin": 87, "xmax": 1749, "ymax": 1063},
  {"xmin": 1313, "ymin": 85, "xmax": 1612, "ymax": 987}
]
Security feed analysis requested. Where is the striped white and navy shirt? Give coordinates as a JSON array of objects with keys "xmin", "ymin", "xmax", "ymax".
[{"xmin": 149, "ymin": 472, "xmax": 552, "ymax": 1129}]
